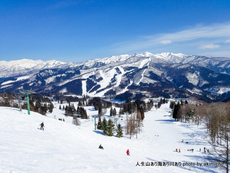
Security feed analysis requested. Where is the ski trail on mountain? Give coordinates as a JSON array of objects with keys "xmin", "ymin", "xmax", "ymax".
[{"xmin": 138, "ymin": 103, "xmax": 216, "ymax": 173}]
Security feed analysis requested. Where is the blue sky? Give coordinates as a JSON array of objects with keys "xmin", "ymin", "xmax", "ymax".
[{"xmin": 0, "ymin": 0, "xmax": 230, "ymax": 62}]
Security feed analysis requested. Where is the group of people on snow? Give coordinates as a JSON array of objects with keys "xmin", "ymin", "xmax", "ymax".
[{"xmin": 180, "ymin": 140, "xmax": 210, "ymax": 153}]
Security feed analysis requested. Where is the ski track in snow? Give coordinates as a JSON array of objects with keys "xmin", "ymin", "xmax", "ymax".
[
  {"xmin": 82, "ymin": 80, "xmax": 87, "ymax": 96},
  {"xmin": 93, "ymin": 67, "xmax": 123, "ymax": 97},
  {"xmin": 137, "ymin": 69, "xmax": 146, "ymax": 85},
  {"xmin": 114, "ymin": 67, "xmax": 123, "ymax": 88},
  {"xmin": 138, "ymin": 58, "xmax": 149, "ymax": 69},
  {"xmin": 0, "ymin": 103, "xmax": 223, "ymax": 173},
  {"xmin": 117, "ymin": 80, "xmax": 133, "ymax": 95}
]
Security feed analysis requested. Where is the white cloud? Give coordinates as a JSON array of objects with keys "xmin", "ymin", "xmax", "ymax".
[
  {"xmin": 199, "ymin": 44, "xmax": 220, "ymax": 49},
  {"xmin": 112, "ymin": 22, "xmax": 230, "ymax": 53},
  {"xmin": 158, "ymin": 23, "xmax": 230, "ymax": 42},
  {"xmin": 226, "ymin": 40, "xmax": 230, "ymax": 43},
  {"xmin": 161, "ymin": 40, "xmax": 172, "ymax": 44}
]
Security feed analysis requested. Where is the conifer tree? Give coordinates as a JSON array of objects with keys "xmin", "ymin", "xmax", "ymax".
[
  {"xmin": 102, "ymin": 118, "xmax": 108, "ymax": 135},
  {"xmin": 107, "ymin": 119, "xmax": 115, "ymax": 136},
  {"xmin": 97, "ymin": 116, "xmax": 102, "ymax": 130},
  {"xmin": 110, "ymin": 107, "xmax": 113, "ymax": 116},
  {"xmin": 123, "ymin": 104, "xmax": 128, "ymax": 113},
  {"xmin": 48, "ymin": 103, "xmax": 54, "ymax": 113},
  {"xmin": 113, "ymin": 108, "xmax": 116, "ymax": 116},
  {"xmin": 40, "ymin": 103, "xmax": 48, "ymax": 115},
  {"xmin": 173, "ymin": 103, "xmax": 181, "ymax": 121},
  {"xmin": 170, "ymin": 101, "xmax": 175, "ymax": 109},
  {"xmin": 116, "ymin": 124, "xmax": 123, "ymax": 138}
]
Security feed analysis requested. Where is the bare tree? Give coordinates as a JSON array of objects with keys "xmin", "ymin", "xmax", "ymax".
[
  {"xmin": 126, "ymin": 114, "xmax": 136, "ymax": 139},
  {"xmin": 126, "ymin": 112, "xmax": 143, "ymax": 139},
  {"xmin": 200, "ymin": 102, "xmax": 230, "ymax": 173}
]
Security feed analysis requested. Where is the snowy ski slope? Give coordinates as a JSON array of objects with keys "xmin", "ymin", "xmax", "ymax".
[{"xmin": 0, "ymin": 103, "xmax": 223, "ymax": 173}]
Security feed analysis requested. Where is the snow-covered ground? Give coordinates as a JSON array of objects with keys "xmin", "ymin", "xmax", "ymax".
[{"xmin": 0, "ymin": 103, "xmax": 224, "ymax": 173}]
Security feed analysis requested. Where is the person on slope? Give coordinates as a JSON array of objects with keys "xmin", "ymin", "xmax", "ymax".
[
  {"xmin": 126, "ymin": 149, "xmax": 130, "ymax": 156},
  {"xmin": 99, "ymin": 144, "xmax": 104, "ymax": 149},
  {"xmin": 40, "ymin": 122, "xmax": 45, "ymax": 130}
]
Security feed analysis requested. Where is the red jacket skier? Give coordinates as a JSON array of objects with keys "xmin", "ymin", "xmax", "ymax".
[{"xmin": 126, "ymin": 149, "xmax": 130, "ymax": 156}]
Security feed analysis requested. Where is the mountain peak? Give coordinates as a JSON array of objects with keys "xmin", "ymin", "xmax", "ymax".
[
  {"xmin": 1, "ymin": 52, "xmax": 230, "ymax": 102},
  {"xmin": 0, "ymin": 59, "xmax": 70, "ymax": 78},
  {"xmin": 141, "ymin": 51, "xmax": 154, "ymax": 57}
]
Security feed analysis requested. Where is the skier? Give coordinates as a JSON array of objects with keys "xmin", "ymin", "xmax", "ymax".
[
  {"xmin": 99, "ymin": 144, "xmax": 104, "ymax": 149},
  {"xmin": 176, "ymin": 148, "xmax": 178, "ymax": 152},
  {"xmin": 179, "ymin": 149, "xmax": 181, "ymax": 153},
  {"xmin": 126, "ymin": 149, "xmax": 130, "ymax": 156},
  {"xmin": 40, "ymin": 122, "xmax": 45, "ymax": 130}
]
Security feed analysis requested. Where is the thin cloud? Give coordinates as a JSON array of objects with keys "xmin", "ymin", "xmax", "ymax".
[
  {"xmin": 202, "ymin": 51, "xmax": 230, "ymax": 57},
  {"xmin": 112, "ymin": 22, "xmax": 230, "ymax": 53},
  {"xmin": 226, "ymin": 40, "xmax": 230, "ymax": 43},
  {"xmin": 199, "ymin": 44, "xmax": 220, "ymax": 49},
  {"xmin": 158, "ymin": 23, "xmax": 230, "ymax": 42},
  {"xmin": 161, "ymin": 40, "xmax": 172, "ymax": 44}
]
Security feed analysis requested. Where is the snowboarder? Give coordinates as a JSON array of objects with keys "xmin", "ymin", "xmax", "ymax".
[
  {"xmin": 40, "ymin": 122, "xmax": 45, "ymax": 130},
  {"xmin": 176, "ymin": 148, "xmax": 178, "ymax": 152},
  {"xmin": 126, "ymin": 149, "xmax": 130, "ymax": 156},
  {"xmin": 179, "ymin": 149, "xmax": 180, "ymax": 153},
  {"xmin": 99, "ymin": 144, "xmax": 104, "ymax": 149}
]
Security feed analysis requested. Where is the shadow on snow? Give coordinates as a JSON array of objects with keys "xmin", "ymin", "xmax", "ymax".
[
  {"xmin": 93, "ymin": 130, "xmax": 104, "ymax": 135},
  {"xmin": 155, "ymin": 119, "xmax": 175, "ymax": 124}
]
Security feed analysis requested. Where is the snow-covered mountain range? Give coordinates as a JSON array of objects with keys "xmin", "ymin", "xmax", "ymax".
[{"xmin": 1, "ymin": 52, "xmax": 230, "ymax": 101}]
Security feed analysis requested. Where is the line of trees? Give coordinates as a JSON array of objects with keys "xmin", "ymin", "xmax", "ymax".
[
  {"xmin": 96, "ymin": 98, "xmax": 156, "ymax": 138},
  {"xmin": 0, "ymin": 93, "xmax": 54, "ymax": 115},
  {"xmin": 202, "ymin": 102, "xmax": 230, "ymax": 173},
  {"xmin": 171, "ymin": 100, "xmax": 230, "ymax": 172},
  {"xmin": 101, "ymin": 118, "xmax": 123, "ymax": 137},
  {"xmin": 110, "ymin": 107, "xmax": 117, "ymax": 116}
]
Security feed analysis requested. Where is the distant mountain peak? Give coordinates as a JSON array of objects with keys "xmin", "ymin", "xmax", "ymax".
[{"xmin": 2, "ymin": 52, "xmax": 230, "ymax": 102}]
